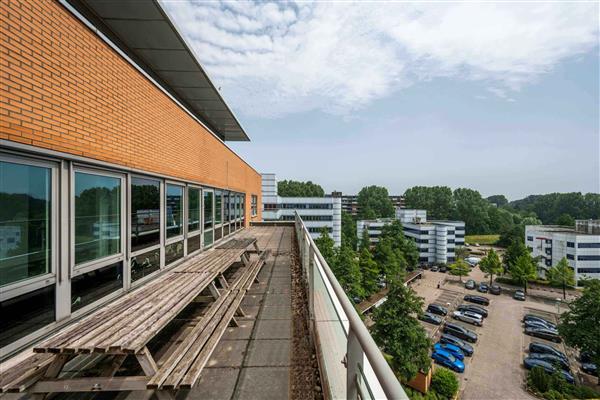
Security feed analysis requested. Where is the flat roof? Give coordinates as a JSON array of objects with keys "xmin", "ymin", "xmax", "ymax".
[{"xmin": 67, "ymin": 0, "xmax": 249, "ymax": 142}]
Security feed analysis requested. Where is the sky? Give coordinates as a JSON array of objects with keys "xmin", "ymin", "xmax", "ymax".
[{"xmin": 162, "ymin": 1, "xmax": 600, "ymax": 201}]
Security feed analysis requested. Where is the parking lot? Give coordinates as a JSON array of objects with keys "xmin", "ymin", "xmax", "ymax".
[{"xmin": 414, "ymin": 268, "xmax": 576, "ymax": 400}]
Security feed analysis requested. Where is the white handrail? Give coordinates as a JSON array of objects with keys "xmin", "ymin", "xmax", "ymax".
[{"xmin": 295, "ymin": 212, "xmax": 408, "ymax": 400}]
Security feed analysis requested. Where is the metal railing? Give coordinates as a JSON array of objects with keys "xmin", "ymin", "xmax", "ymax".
[{"xmin": 294, "ymin": 212, "xmax": 408, "ymax": 400}]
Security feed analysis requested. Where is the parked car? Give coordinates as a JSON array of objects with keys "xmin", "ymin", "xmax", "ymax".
[
  {"xmin": 523, "ymin": 314, "xmax": 557, "ymax": 329},
  {"xmin": 580, "ymin": 351, "xmax": 593, "ymax": 363},
  {"xmin": 514, "ymin": 290, "xmax": 526, "ymax": 301},
  {"xmin": 525, "ymin": 327, "xmax": 562, "ymax": 343},
  {"xmin": 523, "ymin": 358, "xmax": 575, "ymax": 384},
  {"xmin": 431, "ymin": 349, "xmax": 465, "ymax": 373},
  {"xmin": 439, "ymin": 334, "xmax": 474, "ymax": 356},
  {"xmin": 464, "ymin": 294, "xmax": 490, "ymax": 306},
  {"xmin": 529, "ymin": 342, "xmax": 568, "ymax": 362},
  {"xmin": 456, "ymin": 304, "xmax": 488, "ymax": 318},
  {"xmin": 419, "ymin": 312, "xmax": 442, "ymax": 325},
  {"xmin": 490, "ymin": 284, "xmax": 501, "ymax": 295},
  {"xmin": 528, "ymin": 353, "xmax": 571, "ymax": 371},
  {"xmin": 439, "ymin": 265, "xmax": 448, "ymax": 273},
  {"xmin": 431, "ymin": 265, "xmax": 439, "ymax": 272},
  {"xmin": 443, "ymin": 322, "xmax": 478, "ymax": 343},
  {"xmin": 452, "ymin": 310, "xmax": 483, "ymax": 327},
  {"xmin": 477, "ymin": 282, "xmax": 489, "ymax": 293},
  {"xmin": 525, "ymin": 320, "xmax": 558, "ymax": 333},
  {"xmin": 465, "ymin": 279, "xmax": 476, "ymax": 290},
  {"xmin": 581, "ymin": 363, "xmax": 598, "ymax": 377},
  {"xmin": 433, "ymin": 343, "xmax": 465, "ymax": 361},
  {"xmin": 427, "ymin": 303, "xmax": 448, "ymax": 316}
]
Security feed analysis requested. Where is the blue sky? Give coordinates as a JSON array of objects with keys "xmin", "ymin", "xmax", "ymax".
[{"xmin": 163, "ymin": 1, "xmax": 599, "ymax": 200}]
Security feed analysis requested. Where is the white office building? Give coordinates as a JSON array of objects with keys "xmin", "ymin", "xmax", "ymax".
[
  {"xmin": 525, "ymin": 220, "xmax": 600, "ymax": 284},
  {"xmin": 262, "ymin": 173, "xmax": 342, "ymax": 246},
  {"xmin": 357, "ymin": 209, "xmax": 465, "ymax": 265}
]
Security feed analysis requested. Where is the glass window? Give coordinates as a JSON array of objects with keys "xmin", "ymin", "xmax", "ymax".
[
  {"xmin": 204, "ymin": 190, "xmax": 214, "ymax": 247},
  {"xmin": 131, "ymin": 177, "xmax": 160, "ymax": 252},
  {"xmin": 1, "ymin": 161, "xmax": 52, "ymax": 286},
  {"xmin": 165, "ymin": 240, "xmax": 184, "ymax": 265},
  {"xmin": 74, "ymin": 172, "xmax": 121, "ymax": 265},
  {"xmin": 188, "ymin": 187, "xmax": 200, "ymax": 233},
  {"xmin": 215, "ymin": 190, "xmax": 222, "ymax": 225},
  {"xmin": 166, "ymin": 184, "xmax": 183, "ymax": 239},
  {"xmin": 223, "ymin": 191, "xmax": 230, "ymax": 223},
  {"xmin": 131, "ymin": 248, "xmax": 160, "ymax": 282},
  {"xmin": 187, "ymin": 235, "xmax": 201, "ymax": 254},
  {"xmin": 0, "ymin": 285, "xmax": 55, "ymax": 347},
  {"xmin": 71, "ymin": 261, "xmax": 123, "ymax": 312}
]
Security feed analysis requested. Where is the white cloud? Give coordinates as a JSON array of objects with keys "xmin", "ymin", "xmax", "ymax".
[{"xmin": 161, "ymin": 1, "xmax": 598, "ymax": 118}]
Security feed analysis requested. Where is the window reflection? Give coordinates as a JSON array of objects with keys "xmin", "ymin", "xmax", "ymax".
[
  {"xmin": 74, "ymin": 172, "xmax": 121, "ymax": 265},
  {"xmin": 165, "ymin": 240, "xmax": 184, "ymax": 265},
  {"xmin": 188, "ymin": 188, "xmax": 200, "ymax": 232},
  {"xmin": 71, "ymin": 261, "xmax": 123, "ymax": 312},
  {"xmin": 215, "ymin": 190, "xmax": 222, "ymax": 225},
  {"xmin": 131, "ymin": 248, "xmax": 160, "ymax": 282},
  {"xmin": 0, "ymin": 161, "xmax": 52, "ymax": 286},
  {"xmin": 131, "ymin": 177, "xmax": 160, "ymax": 252},
  {"xmin": 166, "ymin": 184, "xmax": 183, "ymax": 239},
  {"xmin": 203, "ymin": 191, "xmax": 213, "ymax": 247}
]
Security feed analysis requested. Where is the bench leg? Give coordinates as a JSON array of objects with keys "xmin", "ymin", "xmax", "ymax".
[
  {"xmin": 100, "ymin": 355, "xmax": 127, "ymax": 377},
  {"xmin": 136, "ymin": 347, "xmax": 158, "ymax": 377},
  {"xmin": 241, "ymin": 253, "xmax": 250, "ymax": 267},
  {"xmin": 235, "ymin": 305, "xmax": 246, "ymax": 317},
  {"xmin": 229, "ymin": 317, "xmax": 240, "ymax": 327},
  {"xmin": 32, "ymin": 354, "xmax": 72, "ymax": 399},
  {"xmin": 218, "ymin": 273, "xmax": 229, "ymax": 289},
  {"xmin": 253, "ymin": 241, "xmax": 260, "ymax": 253},
  {"xmin": 208, "ymin": 282, "xmax": 221, "ymax": 299}
]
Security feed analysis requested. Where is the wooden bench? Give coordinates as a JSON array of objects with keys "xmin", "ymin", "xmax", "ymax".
[
  {"xmin": 148, "ymin": 250, "xmax": 269, "ymax": 392},
  {"xmin": 0, "ymin": 237, "xmax": 262, "ymax": 397}
]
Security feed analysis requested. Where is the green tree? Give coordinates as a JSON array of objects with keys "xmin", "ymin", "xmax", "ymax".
[
  {"xmin": 480, "ymin": 249, "xmax": 503, "ymax": 285},
  {"xmin": 357, "ymin": 186, "xmax": 395, "ymax": 219},
  {"xmin": 341, "ymin": 211, "xmax": 357, "ymax": 249},
  {"xmin": 555, "ymin": 213, "xmax": 575, "ymax": 227},
  {"xmin": 449, "ymin": 259, "xmax": 470, "ymax": 282},
  {"xmin": 277, "ymin": 180, "xmax": 325, "ymax": 197},
  {"xmin": 509, "ymin": 192, "xmax": 600, "ymax": 224},
  {"xmin": 504, "ymin": 239, "xmax": 529, "ymax": 273},
  {"xmin": 546, "ymin": 257, "xmax": 575, "ymax": 299},
  {"xmin": 371, "ymin": 281, "xmax": 432, "ymax": 382},
  {"xmin": 452, "ymin": 188, "xmax": 491, "ymax": 234},
  {"xmin": 431, "ymin": 368, "xmax": 459, "ymax": 399},
  {"xmin": 379, "ymin": 220, "xmax": 419, "ymax": 268},
  {"xmin": 558, "ymin": 279, "xmax": 600, "ymax": 385},
  {"xmin": 454, "ymin": 246, "xmax": 469, "ymax": 261},
  {"xmin": 333, "ymin": 244, "xmax": 364, "ymax": 299},
  {"xmin": 403, "ymin": 186, "xmax": 454, "ymax": 220},
  {"xmin": 510, "ymin": 254, "xmax": 537, "ymax": 293},
  {"xmin": 314, "ymin": 227, "xmax": 336, "ymax": 268},
  {"xmin": 359, "ymin": 247, "xmax": 380, "ymax": 295},
  {"xmin": 359, "ymin": 228, "xmax": 371, "ymax": 252},
  {"xmin": 373, "ymin": 237, "xmax": 405, "ymax": 282},
  {"xmin": 486, "ymin": 194, "xmax": 509, "ymax": 207}
]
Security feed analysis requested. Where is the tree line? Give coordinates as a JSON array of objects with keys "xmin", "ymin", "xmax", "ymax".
[{"xmin": 277, "ymin": 180, "xmax": 325, "ymax": 197}]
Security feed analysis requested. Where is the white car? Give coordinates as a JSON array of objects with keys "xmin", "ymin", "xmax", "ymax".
[{"xmin": 452, "ymin": 310, "xmax": 483, "ymax": 327}]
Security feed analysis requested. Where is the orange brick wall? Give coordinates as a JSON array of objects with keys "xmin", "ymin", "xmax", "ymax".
[{"xmin": 0, "ymin": 0, "xmax": 261, "ymax": 222}]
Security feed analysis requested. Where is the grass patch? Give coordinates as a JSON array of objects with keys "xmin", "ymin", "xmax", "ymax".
[{"xmin": 465, "ymin": 234, "xmax": 500, "ymax": 245}]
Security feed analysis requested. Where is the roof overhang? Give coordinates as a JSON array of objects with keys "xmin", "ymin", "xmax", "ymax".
[{"xmin": 64, "ymin": 0, "xmax": 249, "ymax": 142}]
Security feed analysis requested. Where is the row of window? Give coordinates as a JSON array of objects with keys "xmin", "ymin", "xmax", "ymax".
[
  {"xmin": 278, "ymin": 203, "xmax": 334, "ymax": 210},
  {"xmin": 577, "ymin": 268, "xmax": 600, "ymax": 274},
  {"xmin": 308, "ymin": 227, "xmax": 333, "ymax": 233},
  {"xmin": 0, "ymin": 153, "xmax": 253, "ymax": 352},
  {"xmin": 281, "ymin": 215, "xmax": 333, "ymax": 221}
]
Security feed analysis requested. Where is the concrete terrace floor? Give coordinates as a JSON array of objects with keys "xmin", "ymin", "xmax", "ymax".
[{"xmin": 181, "ymin": 225, "xmax": 296, "ymax": 400}]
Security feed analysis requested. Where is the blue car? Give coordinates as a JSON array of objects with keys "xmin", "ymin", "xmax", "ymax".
[
  {"xmin": 432, "ymin": 349, "xmax": 465, "ymax": 373},
  {"xmin": 434, "ymin": 343, "xmax": 465, "ymax": 361},
  {"xmin": 440, "ymin": 333, "xmax": 474, "ymax": 357},
  {"xmin": 523, "ymin": 358, "xmax": 575, "ymax": 384}
]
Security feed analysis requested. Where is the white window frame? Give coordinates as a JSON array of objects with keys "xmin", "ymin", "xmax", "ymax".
[
  {"xmin": 71, "ymin": 166, "xmax": 126, "ymax": 277},
  {"xmin": 251, "ymin": 194, "xmax": 258, "ymax": 217},
  {"xmin": 0, "ymin": 153, "xmax": 58, "ymax": 302},
  {"xmin": 202, "ymin": 188, "xmax": 215, "ymax": 249},
  {"xmin": 186, "ymin": 184, "xmax": 203, "ymax": 256},
  {"xmin": 164, "ymin": 181, "xmax": 185, "ymax": 246}
]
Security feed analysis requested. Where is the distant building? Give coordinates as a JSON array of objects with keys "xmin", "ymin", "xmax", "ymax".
[
  {"xmin": 262, "ymin": 174, "xmax": 342, "ymax": 246},
  {"xmin": 525, "ymin": 220, "xmax": 600, "ymax": 284},
  {"xmin": 340, "ymin": 194, "xmax": 405, "ymax": 216},
  {"xmin": 357, "ymin": 209, "xmax": 465, "ymax": 265}
]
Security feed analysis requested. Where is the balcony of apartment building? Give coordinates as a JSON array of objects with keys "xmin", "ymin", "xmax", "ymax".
[{"xmin": 0, "ymin": 215, "xmax": 406, "ymax": 400}]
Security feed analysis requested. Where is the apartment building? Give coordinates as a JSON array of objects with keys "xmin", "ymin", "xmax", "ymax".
[
  {"xmin": 0, "ymin": 0, "xmax": 262, "ymax": 356},
  {"xmin": 357, "ymin": 209, "xmax": 465, "ymax": 265},
  {"xmin": 339, "ymin": 194, "xmax": 405, "ymax": 216},
  {"xmin": 262, "ymin": 174, "xmax": 342, "ymax": 246},
  {"xmin": 525, "ymin": 220, "xmax": 600, "ymax": 284}
]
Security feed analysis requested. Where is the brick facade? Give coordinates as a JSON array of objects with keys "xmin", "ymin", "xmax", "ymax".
[{"xmin": 0, "ymin": 0, "xmax": 261, "ymax": 222}]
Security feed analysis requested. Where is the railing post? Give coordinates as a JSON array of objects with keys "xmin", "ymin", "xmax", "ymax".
[
  {"xmin": 308, "ymin": 244, "xmax": 315, "ymax": 331},
  {"xmin": 347, "ymin": 326, "xmax": 364, "ymax": 400}
]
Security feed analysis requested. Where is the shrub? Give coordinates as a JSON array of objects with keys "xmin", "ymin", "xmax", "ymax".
[
  {"xmin": 431, "ymin": 368, "xmax": 459, "ymax": 399},
  {"xmin": 542, "ymin": 389, "xmax": 564, "ymax": 400},
  {"xmin": 528, "ymin": 366, "xmax": 550, "ymax": 393}
]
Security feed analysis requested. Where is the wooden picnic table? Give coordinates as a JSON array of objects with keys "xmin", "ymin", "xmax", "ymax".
[{"xmin": 0, "ymin": 237, "xmax": 265, "ymax": 398}]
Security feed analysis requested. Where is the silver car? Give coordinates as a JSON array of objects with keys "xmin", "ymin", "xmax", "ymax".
[{"xmin": 452, "ymin": 310, "xmax": 483, "ymax": 327}]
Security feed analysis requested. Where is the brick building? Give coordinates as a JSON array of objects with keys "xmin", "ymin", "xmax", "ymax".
[{"xmin": 0, "ymin": 0, "xmax": 261, "ymax": 357}]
